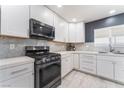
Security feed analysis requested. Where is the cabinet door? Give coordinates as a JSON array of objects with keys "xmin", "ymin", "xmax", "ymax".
[
  {"xmin": 97, "ymin": 58, "xmax": 114, "ymax": 79},
  {"xmin": 0, "ymin": 72, "xmax": 34, "ymax": 88},
  {"xmin": 63, "ymin": 21, "xmax": 69, "ymax": 42},
  {"xmin": 30, "ymin": 5, "xmax": 45, "ymax": 22},
  {"xmin": 68, "ymin": 23, "xmax": 76, "ymax": 43},
  {"xmin": 115, "ymin": 62, "xmax": 124, "ymax": 82},
  {"xmin": 68, "ymin": 55, "xmax": 74, "ymax": 71},
  {"xmin": 73, "ymin": 54, "xmax": 79, "ymax": 69},
  {"xmin": 62, "ymin": 58, "xmax": 70, "ymax": 78},
  {"xmin": 76, "ymin": 22, "xmax": 85, "ymax": 43},
  {"xmin": 1, "ymin": 5, "xmax": 29, "ymax": 38},
  {"xmin": 61, "ymin": 55, "xmax": 73, "ymax": 78},
  {"xmin": 30, "ymin": 5, "xmax": 54, "ymax": 26},
  {"xmin": 54, "ymin": 14, "xmax": 67, "ymax": 42}
]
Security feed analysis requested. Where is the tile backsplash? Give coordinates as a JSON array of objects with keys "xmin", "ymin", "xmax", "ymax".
[
  {"xmin": 75, "ymin": 43, "xmax": 97, "ymax": 51},
  {"xmin": 75, "ymin": 42, "xmax": 124, "ymax": 53},
  {"xmin": 0, "ymin": 37, "xmax": 66, "ymax": 59}
]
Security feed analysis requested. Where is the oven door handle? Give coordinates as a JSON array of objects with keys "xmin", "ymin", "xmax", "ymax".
[{"xmin": 40, "ymin": 61, "xmax": 61, "ymax": 68}]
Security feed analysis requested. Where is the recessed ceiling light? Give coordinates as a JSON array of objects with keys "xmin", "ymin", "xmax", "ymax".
[
  {"xmin": 72, "ymin": 18, "xmax": 77, "ymax": 22},
  {"xmin": 110, "ymin": 10, "xmax": 116, "ymax": 14},
  {"xmin": 57, "ymin": 5, "xmax": 62, "ymax": 8}
]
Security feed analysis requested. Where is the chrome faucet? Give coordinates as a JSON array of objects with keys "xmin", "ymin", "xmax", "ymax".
[{"xmin": 109, "ymin": 43, "xmax": 114, "ymax": 52}]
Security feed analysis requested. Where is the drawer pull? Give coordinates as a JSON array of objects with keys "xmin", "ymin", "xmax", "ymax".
[{"xmin": 11, "ymin": 68, "xmax": 28, "ymax": 75}]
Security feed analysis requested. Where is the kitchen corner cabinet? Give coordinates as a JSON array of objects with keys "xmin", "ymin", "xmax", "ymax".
[
  {"xmin": 73, "ymin": 54, "xmax": 79, "ymax": 69},
  {"xmin": 61, "ymin": 54, "xmax": 73, "ymax": 78},
  {"xmin": 30, "ymin": 5, "xmax": 54, "ymax": 26},
  {"xmin": 68, "ymin": 22, "xmax": 85, "ymax": 43},
  {"xmin": 1, "ymin": 6, "xmax": 29, "ymax": 38},
  {"xmin": 53, "ymin": 14, "xmax": 68, "ymax": 42}
]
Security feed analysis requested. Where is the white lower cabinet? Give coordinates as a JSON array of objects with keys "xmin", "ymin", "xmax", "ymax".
[
  {"xmin": 60, "ymin": 52, "xmax": 124, "ymax": 84},
  {"xmin": 114, "ymin": 57, "xmax": 124, "ymax": 83},
  {"xmin": 79, "ymin": 54, "xmax": 97, "ymax": 74},
  {"xmin": 73, "ymin": 54, "xmax": 79, "ymax": 69},
  {"xmin": 97, "ymin": 57, "xmax": 114, "ymax": 79},
  {"xmin": 0, "ymin": 62, "xmax": 34, "ymax": 88},
  {"xmin": 0, "ymin": 72, "xmax": 33, "ymax": 88},
  {"xmin": 61, "ymin": 54, "xmax": 73, "ymax": 78}
]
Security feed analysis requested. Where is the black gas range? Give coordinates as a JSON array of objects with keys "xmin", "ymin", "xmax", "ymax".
[{"xmin": 25, "ymin": 46, "xmax": 61, "ymax": 88}]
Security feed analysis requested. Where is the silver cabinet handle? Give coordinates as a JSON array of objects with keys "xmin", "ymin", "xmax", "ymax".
[{"xmin": 11, "ymin": 68, "xmax": 28, "ymax": 75}]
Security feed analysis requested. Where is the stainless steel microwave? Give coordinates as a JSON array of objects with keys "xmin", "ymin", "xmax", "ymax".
[{"xmin": 29, "ymin": 18, "xmax": 55, "ymax": 40}]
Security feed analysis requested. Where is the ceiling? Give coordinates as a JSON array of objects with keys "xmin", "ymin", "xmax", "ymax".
[{"xmin": 46, "ymin": 5, "xmax": 124, "ymax": 23}]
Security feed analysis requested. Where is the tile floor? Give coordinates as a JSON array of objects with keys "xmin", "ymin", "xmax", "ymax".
[{"xmin": 58, "ymin": 71, "xmax": 124, "ymax": 88}]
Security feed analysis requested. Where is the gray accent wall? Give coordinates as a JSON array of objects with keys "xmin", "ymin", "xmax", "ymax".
[
  {"xmin": 85, "ymin": 13, "xmax": 124, "ymax": 42},
  {"xmin": 0, "ymin": 37, "xmax": 66, "ymax": 59}
]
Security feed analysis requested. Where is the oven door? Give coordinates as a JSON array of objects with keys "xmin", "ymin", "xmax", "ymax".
[{"xmin": 35, "ymin": 61, "xmax": 61, "ymax": 88}]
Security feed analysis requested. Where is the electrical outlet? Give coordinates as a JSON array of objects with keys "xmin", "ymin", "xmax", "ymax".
[{"xmin": 10, "ymin": 44, "xmax": 15, "ymax": 50}]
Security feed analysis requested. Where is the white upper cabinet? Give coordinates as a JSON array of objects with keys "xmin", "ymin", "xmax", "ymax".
[
  {"xmin": 1, "ymin": 5, "xmax": 29, "ymax": 38},
  {"xmin": 30, "ymin": 5, "xmax": 54, "ymax": 26},
  {"xmin": 64, "ymin": 22, "xmax": 69, "ymax": 42},
  {"xmin": 54, "ymin": 14, "xmax": 68, "ymax": 42},
  {"xmin": 68, "ymin": 23, "xmax": 76, "ymax": 43},
  {"xmin": 76, "ymin": 22, "xmax": 85, "ymax": 43},
  {"xmin": 68, "ymin": 22, "xmax": 85, "ymax": 43}
]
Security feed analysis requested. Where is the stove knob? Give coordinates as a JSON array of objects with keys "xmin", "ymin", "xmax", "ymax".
[
  {"xmin": 42, "ymin": 58, "xmax": 46, "ymax": 63},
  {"xmin": 51, "ymin": 57, "xmax": 55, "ymax": 60},
  {"xmin": 46, "ymin": 58, "xmax": 50, "ymax": 62},
  {"xmin": 56, "ymin": 56, "xmax": 60, "ymax": 59}
]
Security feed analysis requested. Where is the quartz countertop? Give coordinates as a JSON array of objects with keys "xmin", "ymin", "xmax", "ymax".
[
  {"xmin": 56, "ymin": 51, "xmax": 124, "ymax": 57},
  {"xmin": 56, "ymin": 51, "xmax": 98, "ymax": 55},
  {"xmin": 0, "ymin": 56, "xmax": 35, "ymax": 69}
]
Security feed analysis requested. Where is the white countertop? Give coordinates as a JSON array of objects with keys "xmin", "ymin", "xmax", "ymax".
[
  {"xmin": 56, "ymin": 51, "xmax": 98, "ymax": 55},
  {"xmin": 0, "ymin": 56, "xmax": 35, "ymax": 69},
  {"xmin": 57, "ymin": 51, "xmax": 124, "ymax": 57}
]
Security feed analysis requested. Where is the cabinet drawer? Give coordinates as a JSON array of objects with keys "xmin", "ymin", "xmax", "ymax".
[
  {"xmin": 0, "ymin": 63, "xmax": 33, "ymax": 82},
  {"xmin": 61, "ymin": 54, "xmax": 72, "ymax": 59},
  {"xmin": 80, "ymin": 54, "xmax": 96, "ymax": 61},
  {"xmin": 80, "ymin": 62, "xmax": 96, "ymax": 68},
  {"xmin": 97, "ymin": 55, "xmax": 115, "ymax": 62},
  {"xmin": 80, "ymin": 65, "xmax": 96, "ymax": 74},
  {"xmin": 80, "ymin": 59, "xmax": 96, "ymax": 65},
  {"xmin": 80, "ymin": 54, "xmax": 96, "ymax": 59}
]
